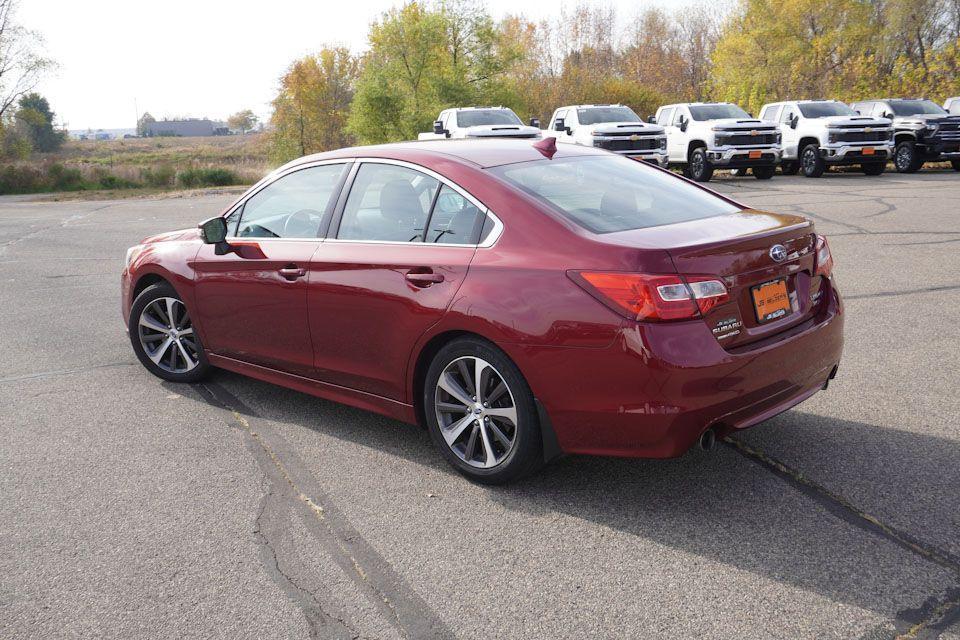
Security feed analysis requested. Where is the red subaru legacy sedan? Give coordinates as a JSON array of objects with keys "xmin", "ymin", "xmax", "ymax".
[{"xmin": 121, "ymin": 139, "xmax": 842, "ymax": 484}]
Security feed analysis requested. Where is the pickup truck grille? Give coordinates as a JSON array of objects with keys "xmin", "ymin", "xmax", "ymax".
[
  {"xmin": 834, "ymin": 131, "xmax": 893, "ymax": 143},
  {"xmin": 595, "ymin": 137, "xmax": 661, "ymax": 151},
  {"xmin": 718, "ymin": 132, "xmax": 778, "ymax": 146}
]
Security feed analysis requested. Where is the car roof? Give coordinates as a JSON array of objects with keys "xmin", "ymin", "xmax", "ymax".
[
  {"xmin": 659, "ymin": 102, "xmax": 735, "ymax": 109},
  {"xmin": 284, "ymin": 138, "xmax": 607, "ymax": 171}
]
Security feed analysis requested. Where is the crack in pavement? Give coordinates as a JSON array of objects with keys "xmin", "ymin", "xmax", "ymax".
[
  {"xmin": 0, "ymin": 202, "xmax": 119, "ymax": 257},
  {"xmin": 0, "ymin": 362, "xmax": 136, "ymax": 384},
  {"xmin": 724, "ymin": 438, "xmax": 960, "ymax": 639},
  {"xmin": 842, "ymin": 284, "xmax": 960, "ymax": 301},
  {"xmin": 193, "ymin": 381, "xmax": 454, "ymax": 640}
]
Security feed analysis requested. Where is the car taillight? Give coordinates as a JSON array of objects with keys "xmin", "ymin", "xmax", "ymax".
[
  {"xmin": 570, "ymin": 272, "xmax": 728, "ymax": 321},
  {"xmin": 814, "ymin": 234, "xmax": 834, "ymax": 277}
]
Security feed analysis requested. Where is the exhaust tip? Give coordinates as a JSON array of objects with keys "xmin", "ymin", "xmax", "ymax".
[{"xmin": 699, "ymin": 428, "xmax": 716, "ymax": 452}]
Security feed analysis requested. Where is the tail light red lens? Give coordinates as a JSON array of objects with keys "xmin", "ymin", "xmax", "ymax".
[
  {"xmin": 814, "ymin": 235, "xmax": 834, "ymax": 277},
  {"xmin": 570, "ymin": 272, "xmax": 728, "ymax": 321}
]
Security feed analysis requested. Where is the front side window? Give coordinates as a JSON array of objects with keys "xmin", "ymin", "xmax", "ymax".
[
  {"xmin": 492, "ymin": 156, "xmax": 740, "ymax": 234},
  {"xmin": 577, "ymin": 107, "xmax": 641, "ymax": 125},
  {"xmin": 688, "ymin": 104, "xmax": 751, "ymax": 120},
  {"xmin": 759, "ymin": 105, "xmax": 779, "ymax": 121},
  {"xmin": 338, "ymin": 164, "xmax": 440, "ymax": 242},
  {"xmin": 236, "ymin": 164, "xmax": 347, "ymax": 238},
  {"xmin": 551, "ymin": 110, "xmax": 568, "ymax": 129},
  {"xmin": 671, "ymin": 109, "xmax": 686, "ymax": 127},
  {"xmin": 888, "ymin": 100, "xmax": 948, "ymax": 116},
  {"xmin": 425, "ymin": 186, "xmax": 482, "ymax": 244},
  {"xmin": 798, "ymin": 102, "xmax": 856, "ymax": 118},
  {"xmin": 456, "ymin": 109, "xmax": 522, "ymax": 128}
]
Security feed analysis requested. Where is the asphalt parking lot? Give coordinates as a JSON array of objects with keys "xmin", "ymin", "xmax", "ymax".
[{"xmin": 2, "ymin": 170, "xmax": 959, "ymax": 640}]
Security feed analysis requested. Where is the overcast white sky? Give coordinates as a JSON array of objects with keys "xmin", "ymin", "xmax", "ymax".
[{"xmin": 20, "ymin": 0, "xmax": 704, "ymax": 130}]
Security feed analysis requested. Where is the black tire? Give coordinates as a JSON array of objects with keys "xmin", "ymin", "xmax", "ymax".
[
  {"xmin": 753, "ymin": 166, "xmax": 776, "ymax": 180},
  {"xmin": 688, "ymin": 147, "xmax": 714, "ymax": 182},
  {"xmin": 780, "ymin": 160, "xmax": 800, "ymax": 175},
  {"xmin": 800, "ymin": 143, "xmax": 825, "ymax": 178},
  {"xmin": 423, "ymin": 337, "xmax": 543, "ymax": 484},
  {"xmin": 862, "ymin": 162, "xmax": 886, "ymax": 176},
  {"xmin": 128, "ymin": 282, "xmax": 211, "ymax": 383},
  {"xmin": 894, "ymin": 140, "xmax": 923, "ymax": 173},
  {"xmin": 951, "ymin": 159, "xmax": 960, "ymax": 172},
  {"xmin": 730, "ymin": 168, "xmax": 748, "ymax": 177}
]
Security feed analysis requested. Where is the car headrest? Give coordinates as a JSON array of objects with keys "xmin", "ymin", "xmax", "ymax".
[{"xmin": 380, "ymin": 180, "xmax": 422, "ymax": 224}]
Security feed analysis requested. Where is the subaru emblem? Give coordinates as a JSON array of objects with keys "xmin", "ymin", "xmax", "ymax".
[{"xmin": 769, "ymin": 244, "xmax": 788, "ymax": 262}]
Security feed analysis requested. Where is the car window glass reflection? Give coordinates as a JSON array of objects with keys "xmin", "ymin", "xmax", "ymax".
[
  {"xmin": 494, "ymin": 156, "xmax": 739, "ymax": 234},
  {"xmin": 236, "ymin": 164, "xmax": 345, "ymax": 239},
  {"xmin": 338, "ymin": 164, "xmax": 439, "ymax": 242}
]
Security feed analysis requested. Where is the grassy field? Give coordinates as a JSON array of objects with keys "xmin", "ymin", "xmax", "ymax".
[{"xmin": 0, "ymin": 134, "xmax": 272, "ymax": 195}]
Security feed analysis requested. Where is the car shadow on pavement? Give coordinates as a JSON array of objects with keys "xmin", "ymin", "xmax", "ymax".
[{"xmin": 182, "ymin": 371, "xmax": 960, "ymax": 625}]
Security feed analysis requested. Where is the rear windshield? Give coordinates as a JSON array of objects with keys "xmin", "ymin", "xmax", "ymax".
[
  {"xmin": 491, "ymin": 156, "xmax": 740, "ymax": 234},
  {"xmin": 688, "ymin": 104, "xmax": 750, "ymax": 120},
  {"xmin": 456, "ymin": 109, "xmax": 522, "ymax": 127},
  {"xmin": 889, "ymin": 100, "xmax": 947, "ymax": 116},
  {"xmin": 798, "ymin": 102, "xmax": 855, "ymax": 118},
  {"xmin": 577, "ymin": 107, "xmax": 641, "ymax": 125}
]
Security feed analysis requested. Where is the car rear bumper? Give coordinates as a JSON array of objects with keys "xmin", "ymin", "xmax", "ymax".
[{"xmin": 511, "ymin": 281, "xmax": 844, "ymax": 458}]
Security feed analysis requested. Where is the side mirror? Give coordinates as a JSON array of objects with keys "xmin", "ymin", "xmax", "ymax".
[
  {"xmin": 647, "ymin": 115, "xmax": 657, "ymax": 124},
  {"xmin": 790, "ymin": 115, "xmax": 798, "ymax": 129},
  {"xmin": 529, "ymin": 117, "xmax": 540, "ymax": 128},
  {"xmin": 883, "ymin": 112, "xmax": 893, "ymax": 120},
  {"xmin": 553, "ymin": 118, "xmax": 565, "ymax": 132},
  {"xmin": 433, "ymin": 120, "xmax": 446, "ymax": 136},
  {"xmin": 679, "ymin": 118, "xmax": 688, "ymax": 132},
  {"xmin": 199, "ymin": 216, "xmax": 231, "ymax": 255}
]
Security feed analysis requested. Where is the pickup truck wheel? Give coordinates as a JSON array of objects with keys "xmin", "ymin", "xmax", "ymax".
[
  {"xmin": 730, "ymin": 168, "xmax": 747, "ymax": 177},
  {"xmin": 862, "ymin": 162, "xmax": 886, "ymax": 176},
  {"xmin": 951, "ymin": 160, "xmax": 960, "ymax": 172},
  {"xmin": 753, "ymin": 166, "xmax": 776, "ymax": 180},
  {"xmin": 800, "ymin": 143, "xmax": 825, "ymax": 178},
  {"xmin": 780, "ymin": 160, "xmax": 800, "ymax": 175},
  {"xmin": 688, "ymin": 148, "xmax": 714, "ymax": 182},
  {"xmin": 894, "ymin": 141, "xmax": 923, "ymax": 173}
]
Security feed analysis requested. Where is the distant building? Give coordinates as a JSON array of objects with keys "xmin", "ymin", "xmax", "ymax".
[{"xmin": 143, "ymin": 118, "xmax": 227, "ymax": 137}]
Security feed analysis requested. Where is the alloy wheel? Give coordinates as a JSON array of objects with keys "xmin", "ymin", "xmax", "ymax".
[
  {"xmin": 802, "ymin": 148, "xmax": 816, "ymax": 172},
  {"xmin": 895, "ymin": 145, "xmax": 911, "ymax": 171},
  {"xmin": 434, "ymin": 356, "xmax": 518, "ymax": 469},
  {"xmin": 690, "ymin": 152, "xmax": 704, "ymax": 178},
  {"xmin": 137, "ymin": 297, "xmax": 200, "ymax": 374}
]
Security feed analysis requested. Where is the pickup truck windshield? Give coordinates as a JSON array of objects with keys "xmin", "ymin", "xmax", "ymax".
[
  {"xmin": 798, "ymin": 102, "xmax": 855, "ymax": 118},
  {"xmin": 577, "ymin": 107, "xmax": 641, "ymax": 125},
  {"xmin": 491, "ymin": 156, "xmax": 739, "ymax": 234},
  {"xmin": 456, "ymin": 110, "xmax": 522, "ymax": 127},
  {"xmin": 688, "ymin": 104, "xmax": 750, "ymax": 120},
  {"xmin": 888, "ymin": 100, "xmax": 948, "ymax": 116}
]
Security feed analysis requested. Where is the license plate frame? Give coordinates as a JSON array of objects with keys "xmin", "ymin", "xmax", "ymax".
[
  {"xmin": 748, "ymin": 150, "xmax": 762, "ymax": 159},
  {"xmin": 751, "ymin": 278, "xmax": 791, "ymax": 324}
]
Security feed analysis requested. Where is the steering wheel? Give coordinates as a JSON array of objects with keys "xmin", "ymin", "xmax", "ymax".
[{"xmin": 283, "ymin": 209, "xmax": 322, "ymax": 238}]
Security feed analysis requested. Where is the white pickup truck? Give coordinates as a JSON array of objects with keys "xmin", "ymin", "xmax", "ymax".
[
  {"xmin": 418, "ymin": 107, "xmax": 541, "ymax": 141},
  {"xmin": 542, "ymin": 104, "xmax": 667, "ymax": 166},
  {"xmin": 944, "ymin": 97, "xmax": 960, "ymax": 115},
  {"xmin": 652, "ymin": 102, "xmax": 782, "ymax": 181},
  {"xmin": 758, "ymin": 100, "xmax": 893, "ymax": 177}
]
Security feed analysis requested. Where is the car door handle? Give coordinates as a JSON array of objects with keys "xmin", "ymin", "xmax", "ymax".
[
  {"xmin": 405, "ymin": 270, "xmax": 444, "ymax": 286},
  {"xmin": 279, "ymin": 265, "xmax": 306, "ymax": 280}
]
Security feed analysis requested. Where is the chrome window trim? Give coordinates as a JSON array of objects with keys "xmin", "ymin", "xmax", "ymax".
[{"xmin": 328, "ymin": 157, "xmax": 503, "ymax": 249}]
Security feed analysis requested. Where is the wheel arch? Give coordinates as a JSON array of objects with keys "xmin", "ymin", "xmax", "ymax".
[
  {"xmin": 408, "ymin": 329, "xmax": 563, "ymax": 462},
  {"xmin": 798, "ymin": 136, "xmax": 820, "ymax": 152},
  {"xmin": 131, "ymin": 272, "xmax": 171, "ymax": 303},
  {"xmin": 894, "ymin": 132, "xmax": 916, "ymax": 145},
  {"xmin": 686, "ymin": 140, "xmax": 706, "ymax": 158}
]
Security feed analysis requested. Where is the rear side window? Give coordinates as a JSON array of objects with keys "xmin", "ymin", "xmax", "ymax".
[
  {"xmin": 658, "ymin": 108, "xmax": 674, "ymax": 125},
  {"xmin": 337, "ymin": 163, "xmax": 440, "ymax": 242},
  {"xmin": 491, "ymin": 156, "xmax": 740, "ymax": 234},
  {"xmin": 425, "ymin": 186, "xmax": 482, "ymax": 244},
  {"xmin": 236, "ymin": 164, "xmax": 347, "ymax": 238}
]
